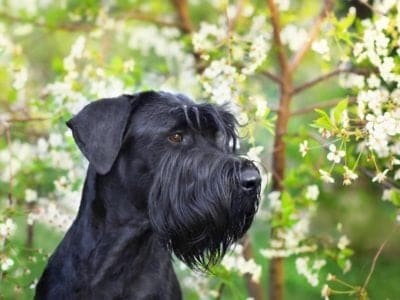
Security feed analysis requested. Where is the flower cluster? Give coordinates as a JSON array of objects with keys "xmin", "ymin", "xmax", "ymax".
[
  {"xmin": 295, "ymin": 256, "xmax": 326, "ymax": 287},
  {"xmin": 308, "ymin": 3, "xmax": 400, "ymax": 227},
  {"xmin": 261, "ymin": 197, "xmax": 318, "ymax": 259},
  {"xmin": 221, "ymin": 244, "xmax": 262, "ymax": 283}
]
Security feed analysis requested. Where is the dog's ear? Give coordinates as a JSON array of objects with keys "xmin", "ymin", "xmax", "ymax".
[{"xmin": 67, "ymin": 95, "xmax": 133, "ymax": 175}]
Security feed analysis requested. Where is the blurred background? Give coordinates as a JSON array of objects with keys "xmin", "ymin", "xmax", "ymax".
[{"xmin": 0, "ymin": 0, "xmax": 399, "ymax": 299}]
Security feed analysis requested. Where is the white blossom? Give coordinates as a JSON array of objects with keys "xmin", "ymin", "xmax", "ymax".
[
  {"xmin": 243, "ymin": 35, "xmax": 270, "ymax": 74},
  {"xmin": 319, "ymin": 169, "xmax": 335, "ymax": 183},
  {"xmin": 339, "ymin": 73, "xmax": 365, "ymax": 89},
  {"xmin": 343, "ymin": 259, "xmax": 352, "ymax": 273},
  {"xmin": 0, "ymin": 257, "xmax": 14, "ymax": 271},
  {"xmin": 326, "ymin": 273, "xmax": 335, "ymax": 281},
  {"xmin": 29, "ymin": 279, "xmax": 38, "ymax": 290},
  {"xmin": 268, "ymin": 191, "xmax": 281, "ymax": 211},
  {"xmin": 0, "ymin": 218, "xmax": 16, "ymax": 239},
  {"xmin": 192, "ymin": 22, "xmax": 226, "ymax": 52},
  {"xmin": 221, "ymin": 245, "xmax": 262, "ymax": 283},
  {"xmin": 295, "ymin": 257, "xmax": 323, "ymax": 287},
  {"xmin": 382, "ymin": 189, "xmax": 393, "ymax": 201},
  {"xmin": 25, "ymin": 188, "xmax": 38, "ymax": 203},
  {"xmin": 275, "ymin": 0, "xmax": 290, "ymax": 11},
  {"xmin": 343, "ymin": 166, "xmax": 358, "ymax": 185},
  {"xmin": 321, "ymin": 284, "xmax": 330, "ymax": 299},
  {"xmin": 305, "ymin": 185, "xmax": 319, "ymax": 200},
  {"xmin": 299, "ymin": 140, "xmax": 309, "ymax": 157},
  {"xmin": 281, "ymin": 25, "xmax": 308, "ymax": 52},
  {"xmin": 49, "ymin": 133, "xmax": 63, "ymax": 147},
  {"xmin": 395, "ymin": 170, "xmax": 400, "ymax": 180},
  {"xmin": 327, "ymin": 144, "xmax": 345, "ymax": 164},
  {"xmin": 202, "ymin": 59, "xmax": 241, "ymax": 104},
  {"xmin": 337, "ymin": 235, "xmax": 350, "ymax": 250},
  {"xmin": 367, "ymin": 74, "xmax": 381, "ymax": 88},
  {"xmin": 246, "ymin": 146, "xmax": 263, "ymax": 163},
  {"xmin": 13, "ymin": 68, "xmax": 28, "ymax": 90},
  {"xmin": 312, "ymin": 39, "xmax": 330, "ymax": 60},
  {"xmin": 372, "ymin": 169, "xmax": 389, "ymax": 183},
  {"xmin": 253, "ymin": 95, "xmax": 268, "ymax": 118}
]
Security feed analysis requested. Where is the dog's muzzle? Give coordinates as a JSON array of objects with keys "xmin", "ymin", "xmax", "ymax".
[{"xmin": 239, "ymin": 161, "xmax": 261, "ymax": 193}]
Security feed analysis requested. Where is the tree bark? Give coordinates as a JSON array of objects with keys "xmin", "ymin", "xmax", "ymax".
[{"xmin": 269, "ymin": 82, "xmax": 292, "ymax": 300}]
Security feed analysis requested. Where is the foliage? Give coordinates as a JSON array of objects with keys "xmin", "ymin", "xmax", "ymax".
[{"xmin": 0, "ymin": 0, "xmax": 399, "ymax": 299}]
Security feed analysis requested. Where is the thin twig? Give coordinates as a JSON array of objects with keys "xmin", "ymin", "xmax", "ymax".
[
  {"xmin": 361, "ymin": 168, "xmax": 400, "ymax": 189},
  {"xmin": 293, "ymin": 68, "xmax": 345, "ymax": 95},
  {"xmin": 260, "ymin": 70, "xmax": 282, "ymax": 85},
  {"xmin": 121, "ymin": 11, "xmax": 180, "ymax": 28},
  {"xmin": 5, "ymin": 126, "xmax": 13, "ymax": 206},
  {"xmin": 0, "ymin": 10, "xmax": 180, "ymax": 32},
  {"xmin": 289, "ymin": 0, "xmax": 334, "ymax": 73},
  {"xmin": 362, "ymin": 225, "xmax": 399, "ymax": 291},
  {"xmin": 227, "ymin": 0, "xmax": 246, "ymax": 32},
  {"xmin": 215, "ymin": 282, "xmax": 225, "ymax": 300},
  {"xmin": 293, "ymin": 67, "xmax": 372, "ymax": 95},
  {"xmin": 291, "ymin": 97, "xmax": 356, "ymax": 116},
  {"xmin": 6, "ymin": 116, "xmax": 51, "ymax": 123}
]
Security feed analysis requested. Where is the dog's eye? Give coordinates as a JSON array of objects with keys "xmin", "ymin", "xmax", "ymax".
[{"xmin": 168, "ymin": 133, "xmax": 183, "ymax": 144}]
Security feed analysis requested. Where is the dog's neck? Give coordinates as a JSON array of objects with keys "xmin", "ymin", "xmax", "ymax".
[
  {"xmin": 36, "ymin": 164, "xmax": 181, "ymax": 299},
  {"xmin": 73, "ymin": 166, "xmax": 169, "ymax": 289}
]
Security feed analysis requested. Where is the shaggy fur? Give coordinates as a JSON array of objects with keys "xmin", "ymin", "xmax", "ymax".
[{"xmin": 35, "ymin": 91, "xmax": 261, "ymax": 299}]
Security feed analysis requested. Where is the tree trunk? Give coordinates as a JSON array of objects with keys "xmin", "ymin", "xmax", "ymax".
[{"xmin": 269, "ymin": 78, "xmax": 292, "ymax": 300}]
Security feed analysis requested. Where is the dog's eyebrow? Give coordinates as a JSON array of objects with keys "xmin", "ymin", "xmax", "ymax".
[
  {"xmin": 192, "ymin": 106, "xmax": 201, "ymax": 130},
  {"xmin": 182, "ymin": 105, "xmax": 194, "ymax": 129}
]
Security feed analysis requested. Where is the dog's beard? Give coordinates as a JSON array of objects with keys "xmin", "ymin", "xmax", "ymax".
[{"xmin": 148, "ymin": 151, "xmax": 259, "ymax": 270}]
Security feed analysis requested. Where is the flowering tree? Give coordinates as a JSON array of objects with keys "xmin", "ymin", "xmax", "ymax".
[{"xmin": 0, "ymin": 0, "xmax": 399, "ymax": 299}]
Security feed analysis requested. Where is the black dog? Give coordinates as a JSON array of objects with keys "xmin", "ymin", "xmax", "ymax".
[{"xmin": 35, "ymin": 91, "xmax": 260, "ymax": 299}]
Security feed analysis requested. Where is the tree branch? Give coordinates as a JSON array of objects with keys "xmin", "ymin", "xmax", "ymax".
[
  {"xmin": 267, "ymin": 0, "xmax": 289, "ymax": 76},
  {"xmin": 266, "ymin": 2, "xmax": 293, "ymax": 299},
  {"xmin": 241, "ymin": 235, "xmax": 264, "ymax": 300},
  {"xmin": 6, "ymin": 116, "xmax": 51, "ymax": 123},
  {"xmin": 289, "ymin": 0, "xmax": 334, "ymax": 73},
  {"xmin": 291, "ymin": 97, "xmax": 356, "ymax": 116},
  {"xmin": 227, "ymin": 0, "xmax": 246, "ymax": 32},
  {"xmin": 170, "ymin": 0, "xmax": 193, "ymax": 33},
  {"xmin": 121, "ymin": 11, "xmax": 181, "ymax": 28},
  {"xmin": 260, "ymin": 70, "xmax": 282, "ymax": 85},
  {"xmin": 0, "ymin": 10, "xmax": 180, "ymax": 32},
  {"xmin": 293, "ymin": 68, "xmax": 344, "ymax": 95},
  {"xmin": 293, "ymin": 67, "xmax": 371, "ymax": 95},
  {"xmin": 169, "ymin": 0, "xmax": 206, "ymax": 73}
]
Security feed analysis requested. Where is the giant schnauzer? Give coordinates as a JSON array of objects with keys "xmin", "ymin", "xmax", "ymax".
[{"xmin": 35, "ymin": 91, "xmax": 261, "ymax": 299}]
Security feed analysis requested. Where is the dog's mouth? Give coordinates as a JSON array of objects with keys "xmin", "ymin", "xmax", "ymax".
[{"xmin": 148, "ymin": 153, "xmax": 260, "ymax": 270}]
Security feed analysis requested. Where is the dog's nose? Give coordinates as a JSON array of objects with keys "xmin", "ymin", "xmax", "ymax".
[{"xmin": 240, "ymin": 166, "xmax": 261, "ymax": 191}]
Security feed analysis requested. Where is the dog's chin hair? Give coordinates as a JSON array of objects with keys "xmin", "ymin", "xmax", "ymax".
[{"xmin": 148, "ymin": 151, "xmax": 259, "ymax": 271}]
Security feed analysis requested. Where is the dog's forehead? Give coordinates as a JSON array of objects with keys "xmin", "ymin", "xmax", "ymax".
[{"xmin": 129, "ymin": 92, "xmax": 201, "ymax": 133}]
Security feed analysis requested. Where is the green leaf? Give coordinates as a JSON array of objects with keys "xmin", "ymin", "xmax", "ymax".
[
  {"xmin": 281, "ymin": 191, "xmax": 295, "ymax": 226},
  {"xmin": 312, "ymin": 109, "xmax": 334, "ymax": 130},
  {"xmin": 390, "ymin": 189, "xmax": 400, "ymax": 206},
  {"xmin": 332, "ymin": 99, "xmax": 348, "ymax": 125}
]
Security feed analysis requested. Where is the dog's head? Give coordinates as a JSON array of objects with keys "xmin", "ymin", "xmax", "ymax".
[{"xmin": 67, "ymin": 91, "xmax": 260, "ymax": 270}]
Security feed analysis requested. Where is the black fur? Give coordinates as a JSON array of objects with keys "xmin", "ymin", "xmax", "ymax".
[{"xmin": 35, "ymin": 91, "xmax": 260, "ymax": 299}]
